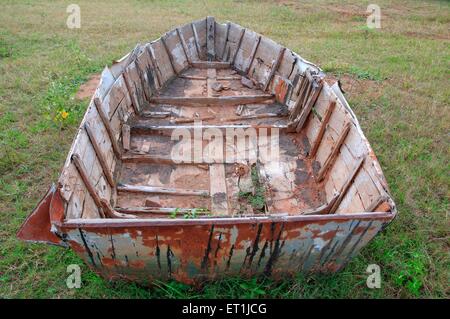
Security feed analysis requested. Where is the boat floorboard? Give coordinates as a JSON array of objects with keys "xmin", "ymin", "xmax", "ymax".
[{"xmin": 116, "ymin": 65, "xmax": 326, "ymax": 217}]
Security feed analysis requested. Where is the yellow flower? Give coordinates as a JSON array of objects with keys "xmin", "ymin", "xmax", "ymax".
[{"xmin": 60, "ymin": 110, "xmax": 69, "ymax": 119}]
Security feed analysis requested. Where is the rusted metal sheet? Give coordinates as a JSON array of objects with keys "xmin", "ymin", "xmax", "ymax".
[
  {"xmin": 57, "ymin": 213, "xmax": 392, "ymax": 285},
  {"xmin": 16, "ymin": 185, "xmax": 66, "ymax": 246}
]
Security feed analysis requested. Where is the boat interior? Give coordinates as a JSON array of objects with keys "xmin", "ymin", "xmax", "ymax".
[{"xmin": 58, "ymin": 17, "xmax": 395, "ymax": 220}]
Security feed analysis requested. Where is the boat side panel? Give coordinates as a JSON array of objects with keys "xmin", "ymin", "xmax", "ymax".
[{"xmin": 62, "ymin": 218, "xmax": 388, "ymax": 285}]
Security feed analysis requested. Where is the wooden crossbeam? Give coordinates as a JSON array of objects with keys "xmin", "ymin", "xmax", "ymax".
[
  {"xmin": 180, "ymin": 75, "xmax": 241, "ymax": 81},
  {"xmin": 117, "ymin": 183, "xmax": 209, "ymax": 196},
  {"xmin": 148, "ymin": 94, "xmax": 274, "ymax": 107},
  {"xmin": 191, "ymin": 61, "xmax": 231, "ymax": 69},
  {"xmin": 115, "ymin": 207, "xmax": 205, "ymax": 215}
]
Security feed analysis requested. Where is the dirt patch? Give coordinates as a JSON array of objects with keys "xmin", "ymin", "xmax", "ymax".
[
  {"xmin": 324, "ymin": 73, "xmax": 384, "ymax": 100},
  {"xmin": 75, "ymin": 74, "xmax": 100, "ymax": 100},
  {"xmin": 403, "ymin": 31, "xmax": 449, "ymax": 41}
]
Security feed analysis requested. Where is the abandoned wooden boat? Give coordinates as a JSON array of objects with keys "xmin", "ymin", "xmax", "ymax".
[{"xmin": 18, "ymin": 17, "xmax": 397, "ymax": 285}]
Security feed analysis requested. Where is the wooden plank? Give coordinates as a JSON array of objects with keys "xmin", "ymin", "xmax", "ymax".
[
  {"xmin": 310, "ymin": 98, "xmax": 336, "ymax": 158},
  {"xmin": 148, "ymin": 94, "xmax": 274, "ymax": 106},
  {"xmin": 317, "ymin": 122, "xmax": 351, "ymax": 181},
  {"xmin": 231, "ymin": 28, "xmax": 245, "ymax": 65},
  {"xmin": 176, "ymin": 27, "xmax": 192, "ymax": 64},
  {"xmin": 122, "ymin": 66, "xmax": 141, "ymax": 115},
  {"xmin": 329, "ymin": 156, "xmax": 366, "ymax": 213},
  {"xmin": 209, "ymin": 164, "xmax": 229, "ymax": 214},
  {"xmin": 122, "ymin": 153, "xmax": 176, "ymax": 164},
  {"xmin": 263, "ymin": 47, "xmax": 286, "ymax": 91},
  {"xmin": 71, "ymin": 154, "xmax": 105, "ymax": 218},
  {"xmin": 207, "ymin": 68, "xmax": 217, "ymax": 97},
  {"xmin": 179, "ymin": 75, "xmax": 241, "ymax": 81},
  {"xmin": 84, "ymin": 123, "xmax": 115, "ymax": 188},
  {"xmin": 93, "ymin": 98, "xmax": 121, "ymax": 159},
  {"xmin": 134, "ymin": 61, "xmax": 150, "ymax": 101},
  {"xmin": 115, "ymin": 207, "xmax": 205, "ymax": 215},
  {"xmin": 245, "ymin": 35, "xmax": 261, "ymax": 74},
  {"xmin": 206, "ymin": 16, "xmax": 215, "ymax": 61},
  {"xmin": 191, "ymin": 61, "xmax": 231, "ymax": 69},
  {"xmin": 191, "ymin": 23, "xmax": 202, "ymax": 59},
  {"xmin": 161, "ymin": 35, "xmax": 178, "ymax": 75},
  {"xmin": 122, "ymin": 124, "xmax": 130, "ymax": 152},
  {"xmin": 289, "ymin": 81, "xmax": 323, "ymax": 133},
  {"xmin": 146, "ymin": 45, "xmax": 162, "ymax": 88},
  {"xmin": 141, "ymin": 111, "xmax": 171, "ymax": 118},
  {"xmin": 100, "ymin": 198, "xmax": 137, "ymax": 219},
  {"xmin": 220, "ymin": 113, "xmax": 281, "ymax": 122},
  {"xmin": 302, "ymin": 192, "xmax": 340, "ymax": 215},
  {"xmin": 366, "ymin": 193, "xmax": 390, "ymax": 212},
  {"xmin": 179, "ymin": 75, "xmax": 207, "ymax": 80},
  {"xmin": 220, "ymin": 22, "xmax": 231, "ymax": 61},
  {"xmin": 117, "ymin": 183, "xmax": 209, "ymax": 196},
  {"xmin": 132, "ymin": 123, "xmax": 288, "ymax": 132},
  {"xmin": 171, "ymin": 116, "xmax": 216, "ymax": 124},
  {"xmin": 289, "ymin": 75, "xmax": 308, "ymax": 121}
]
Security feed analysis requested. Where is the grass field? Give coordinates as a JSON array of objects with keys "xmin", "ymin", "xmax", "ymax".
[{"xmin": 0, "ymin": 0, "xmax": 448, "ymax": 298}]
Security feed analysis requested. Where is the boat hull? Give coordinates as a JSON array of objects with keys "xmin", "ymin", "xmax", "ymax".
[{"xmin": 60, "ymin": 213, "xmax": 393, "ymax": 285}]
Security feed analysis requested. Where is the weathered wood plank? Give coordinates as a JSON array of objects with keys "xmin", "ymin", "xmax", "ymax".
[
  {"xmin": 220, "ymin": 22, "xmax": 231, "ymax": 61},
  {"xmin": 206, "ymin": 16, "xmax": 215, "ymax": 61},
  {"xmin": 117, "ymin": 183, "xmax": 209, "ymax": 196},
  {"xmin": 245, "ymin": 35, "xmax": 261, "ymax": 74},
  {"xmin": 317, "ymin": 122, "xmax": 351, "ymax": 182},
  {"xmin": 366, "ymin": 194, "xmax": 390, "ymax": 212},
  {"xmin": 310, "ymin": 98, "xmax": 336, "ymax": 158},
  {"xmin": 93, "ymin": 98, "xmax": 121, "ymax": 159},
  {"xmin": 209, "ymin": 164, "xmax": 229, "ymax": 214},
  {"xmin": 122, "ymin": 124, "xmax": 130, "ymax": 152},
  {"xmin": 288, "ymin": 80, "xmax": 323, "ymax": 133},
  {"xmin": 191, "ymin": 23, "xmax": 202, "ymax": 59},
  {"xmin": 329, "ymin": 156, "xmax": 366, "ymax": 213},
  {"xmin": 263, "ymin": 47, "xmax": 286, "ymax": 91},
  {"xmin": 146, "ymin": 45, "xmax": 162, "ymax": 88},
  {"xmin": 84, "ymin": 123, "xmax": 115, "ymax": 188},
  {"xmin": 148, "ymin": 94, "xmax": 274, "ymax": 106},
  {"xmin": 71, "ymin": 154, "xmax": 105, "ymax": 218},
  {"xmin": 176, "ymin": 27, "xmax": 192, "ymax": 64},
  {"xmin": 231, "ymin": 28, "xmax": 245, "ymax": 65},
  {"xmin": 115, "ymin": 207, "xmax": 204, "ymax": 215},
  {"xmin": 191, "ymin": 61, "xmax": 231, "ymax": 69},
  {"xmin": 207, "ymin": 68, "xmax": 217, "ymax": 97},
  {"xmin": 161, "ymin": 35, "xmax": 178, "ymax": 75}
]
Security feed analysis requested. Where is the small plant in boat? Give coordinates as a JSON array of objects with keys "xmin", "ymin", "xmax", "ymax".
[{"xmin": 238, "ymin": 165, "xmax": 266, "ymax": 213}]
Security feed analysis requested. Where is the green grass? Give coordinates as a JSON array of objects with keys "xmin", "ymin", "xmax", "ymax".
[{"xmin": 0, "ymin": 0, "xmax": 448, "ymax": 298}]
